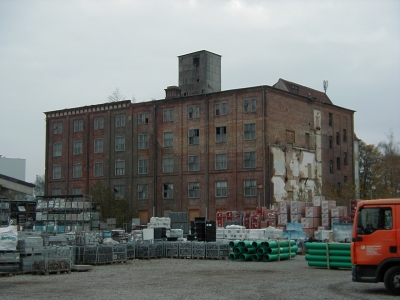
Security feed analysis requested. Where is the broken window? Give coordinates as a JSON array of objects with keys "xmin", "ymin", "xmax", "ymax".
[
  {"xmin": 163, "ymin": 183, "xmax": 173, "ymax": 199},
  {"xmin": 188, "ymin": 105, "xmax": 200, "ymax": 119},
  {"xmin": 138, "ymin": 112, "xmax": 149, "ymax": 125},
  {"xmin": 286, "ymin": 130, "xmax": 295, "ymax": 143},
  {"xmin": 216, "ymin": 126, "xmax": 227, "ymax": 142},
  {"xmin": 188, "ymin": 129, "xmax": 199, "ymax": 145},
  {"xmin": 138, "ymin": 184, "xmax": 148, "ymax": 200},
  {"xmin": 53, "ymin": 122, "xmax": 63, "ymax": 134},
  {"xmin": 193, "ymin": 57, "xmax": 199, "ymax": 68}
]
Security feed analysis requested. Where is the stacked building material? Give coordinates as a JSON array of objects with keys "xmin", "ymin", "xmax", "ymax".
[
  {"xmin": 205, "ymin": 242, "xmax": 230, "ymax": 259},
  {"xmin": 135, "ymin": 241, "xmax": 163, "ymax": 259},
  {"xmin": 17, "ymin": 232, "xmax": 45, "ymax": 272},
  {"xmin": 278, "ymin": 201, "xmax": 290, "ymax": 225},
  {"xmin": 32, "ymin": 245, "xmax": 72, "ymax": 274},
  {"xmin": 126, "ymin": 244, "xmax": 135, "ymax": 259},
  {"xmin": 283, "ymin": 222, "xmax": 307, "ymax": 240},
  {"xmin": 178, "ymin": 241, "xmax": 192, "ymax": 258},
  {"xmin": 0, "ymin": 250, "xmax": 20, "ymax": 273},
  {"xmin": 164, "ymin": 241, "xmax": 179, "ymax": 258},
  {"xmin": 305, "ymin": 242, "xmax": 352, "ymax": 269},
  {"xmin": 290, "ymin": 201, "xmax": 306, "ymax": 223},
  {"xmin": 192, "ymin": 241, "xmax": 206, "ymax": 258},
  {"xmin": 148, "ymin": 217, "xmax": 171, "ymax": 229},
  {"xmin": 169, "ymin": 212, "xmax": 189, "ymax": 235},
  {"xmin": 321, "ymin": 200, "xmax": 336, "ymax": 227}
]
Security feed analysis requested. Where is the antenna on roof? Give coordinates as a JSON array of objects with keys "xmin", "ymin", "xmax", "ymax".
[{"xmin": 323, "ymin": 80, "xmax": 328, "ymax": 94}]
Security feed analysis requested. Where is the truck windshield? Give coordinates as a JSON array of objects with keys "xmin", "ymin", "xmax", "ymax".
[{"xmin": 358, "ymin": 207, "xmax": 392, "ymax": 234}]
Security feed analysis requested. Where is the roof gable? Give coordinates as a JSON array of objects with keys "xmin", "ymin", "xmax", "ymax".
[{"xmin": 273, "ymin": 78, "xmax": 332, "ymax": 104}]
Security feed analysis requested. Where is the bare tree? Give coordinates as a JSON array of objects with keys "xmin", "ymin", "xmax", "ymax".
[
  {"xmin": 34, "ymin": 175, "xmax": 45, "ymax": 197},
  {"xmin": 377, "ymin": 131, "xmax": 400, "ymax": 198},
  {"xmin": 108, "ymin": 88, "xmax": 126, "ymax": 102}
]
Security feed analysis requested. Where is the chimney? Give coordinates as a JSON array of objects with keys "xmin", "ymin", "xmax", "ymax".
[{"xmin": 164, "ymin": 86, "xmax": 181, "ymax": 99}]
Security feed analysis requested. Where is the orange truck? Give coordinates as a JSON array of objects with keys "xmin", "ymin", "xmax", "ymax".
[{"xmin": 351, "ymin": 198, "xmax": 400, "ymax": 295}]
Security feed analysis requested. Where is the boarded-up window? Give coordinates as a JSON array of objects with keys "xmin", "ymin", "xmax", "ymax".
[{"xmin": 286, "ymin": 130, "xmax": 295, "ymax": 143}]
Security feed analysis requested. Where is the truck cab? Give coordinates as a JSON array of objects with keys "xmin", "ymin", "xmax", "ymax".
[{"xmin": 351, "ymin": 199, "xmax": 400, "ymax": 295}]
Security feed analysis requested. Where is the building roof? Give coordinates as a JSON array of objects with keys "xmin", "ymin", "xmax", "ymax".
[
  {"xmin": 273, "ymin": 78, "xmax": 332, "ymax": 105},
  {"xmin": 0, "ymin": 174, "xmax": 35, "ymax": 188}
]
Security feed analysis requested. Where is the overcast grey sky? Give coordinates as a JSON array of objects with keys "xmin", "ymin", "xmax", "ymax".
[{"xmin": 0, "ymin": 0, "xmax": 399, "ymax": 183}]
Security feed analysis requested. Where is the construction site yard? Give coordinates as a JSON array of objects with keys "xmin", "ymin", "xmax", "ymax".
[{"xmin": 0, "ymin": 256, "xmax": 394, "ymax": 300}]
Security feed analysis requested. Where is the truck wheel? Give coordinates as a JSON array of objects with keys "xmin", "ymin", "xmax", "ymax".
[{"xmin": 384, "ymin": 266, "xmax": 400, "ymax": 295}]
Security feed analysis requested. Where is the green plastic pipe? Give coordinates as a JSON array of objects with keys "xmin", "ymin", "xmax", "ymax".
[
  {"xmin": 239, "ymin": 241, "xmax": 253, "ymax": 248},
  {"xmin": 251, "ymin": 254, "xmax": 262, "ymax": 262},
  {"xmin": 229, "ymin": 240, "xmax": 241, "ymax": 249},
  {"xmin": 306, "ymin": 242, "xmax": 350, "ymax": 251},
  {"xmin": 265, "ymin": 240, "xmax": 296, "ymax": 248},
  {"xmin": 308, "ymin": 249, "xmax": 350, "ymax": 256},
  {"xmin": 263, "ymin": 254, "xmax": 279, "ymax": 262},
  {"xmin": 257, "ymin": 247, "xmax": 269, "ymax": 255},
  {"xmin": 252, "ymin": 241, "xmax": 263, "ymax": 248},
  {"xmin": 244, "ymin": 247, "xmax": 257, "ymax": 254},
  {"xmin": 278, "ymin": 253, "xmax": 297, "ymax": 260},
  {"xmin": 305, "ymin": 254, "xmax": 351, "ymax": 263},
  {"xmin": 233, "ymin": 247, "xmax": 244, "ymax": 254},
  {"xmin": 239, "ymin": 253, "xmax": 253, "ymax": 261},
  {"xmin": 307, "ymin": 261, "xmax": 353, "ymax": 269},
  {"xmin": 229, "ymin": 253, "xmax": 240, "ymax": 260},
  {"xmin": 267, "ymin": 246, "xmax": 298, "ymax": 255}
]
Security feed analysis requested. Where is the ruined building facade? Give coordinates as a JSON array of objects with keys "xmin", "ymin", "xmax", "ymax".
[{"xmin": 44, "ymin": 50, "xmax": 356, "ymax": 223}]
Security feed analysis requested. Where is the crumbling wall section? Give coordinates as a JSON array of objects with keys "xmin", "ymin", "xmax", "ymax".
[{"xmin": 271, "ymin": 145, "xmax": 317, "ymax": 203}]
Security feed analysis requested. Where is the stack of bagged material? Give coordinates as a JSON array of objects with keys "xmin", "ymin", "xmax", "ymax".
[
  {"xmin": 148, "ymin": 217, "xmax": 171, "ymax": 229},
  {"xmin": 223, "ymin": 225, "xmax": 246, "ymax": 240},
  {"xmin": 283, "ymin": 222, "xmax": 307, "ymax": 240}
]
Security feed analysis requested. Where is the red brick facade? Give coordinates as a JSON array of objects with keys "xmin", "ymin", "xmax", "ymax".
[{"xmin": 44, "ymin": 84, "xmax": 354, "ymax": 223}]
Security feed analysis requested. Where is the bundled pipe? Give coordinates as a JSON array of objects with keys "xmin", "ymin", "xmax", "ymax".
[
  {"xmin": 229, "ymin": 239, "xmax": 297, "ymax": 262},
  {"xmin": 305, "ymin": 242, "xmax": 352, "ymax": 269}
]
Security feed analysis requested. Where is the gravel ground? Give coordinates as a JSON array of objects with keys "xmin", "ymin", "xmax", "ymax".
[{"xmin": 0, "ymin": 256, "xmax": 395, "ymax": 300}]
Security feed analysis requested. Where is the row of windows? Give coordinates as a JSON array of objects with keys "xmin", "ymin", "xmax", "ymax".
[
  {"xmin": 52, "ymin": 99, "xmax": 258, "ymax": 134},
  {"xmin": 329, "ymin": 129, "xmax": 348, "ymax": 147},
  {"xmin": 53, "ymin": 124, "xmax": 257, "ymax": 157},
  {"xmin": 329, "ymin": 153, "xmax": 348, "ymax": 173},
  {"xmin": 52, "ymin": 180, "xmax": 257, "ymax": 199},
  {"xmin": 57, "ymin": 180, "xmax": 255, "ymax": 200},
  {"xmin": 52, "ymin": 152, "xmax": 257, "ymax": 179}
]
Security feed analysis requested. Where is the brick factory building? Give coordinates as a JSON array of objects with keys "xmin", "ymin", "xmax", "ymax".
[{"xmin": 44, "ymin": 50, "xmax": 356, "ymax": 224}]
